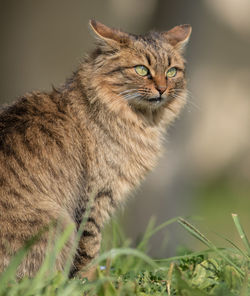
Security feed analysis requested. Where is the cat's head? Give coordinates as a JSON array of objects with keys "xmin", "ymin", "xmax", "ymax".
[{"xmin": 87, "ymin": 20, "xmax": 191, "ymax": 123}]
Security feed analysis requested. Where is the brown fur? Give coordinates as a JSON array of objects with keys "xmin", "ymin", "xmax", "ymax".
[{"xmin": 0, "ymin": 20, "xmax": 191, "ymax": 279}]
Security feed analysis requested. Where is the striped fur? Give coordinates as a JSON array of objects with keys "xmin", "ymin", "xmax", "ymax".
[{"xmin": 0, "ymin": 21, "xmax": 191, "ymax": 279}]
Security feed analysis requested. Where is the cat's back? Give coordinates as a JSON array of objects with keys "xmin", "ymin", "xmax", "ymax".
[
  {"xmin": 0, "ymin": 89, "xmax": 88, "ymax": 154},
  {"xmin": 0, "ymin": 91, "xmax": 67, "ymax": 134},
  {"xmin": 0, "ymin": 91, "xmax": 83, "ymax": 211}
]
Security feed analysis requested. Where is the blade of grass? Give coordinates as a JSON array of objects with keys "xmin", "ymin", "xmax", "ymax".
[
  {"xmin": 137, "ymin": 216, "xmax": 156, "ymax": 252},
  {"xmin": 137, "ymin": 216, "xmax": 180, "ymax": 251},
  {"xmin": 232, "ymin": 214, "xmax": 250, "ymax": 257},
  {"xmin": 111, "ymin": 220, "xmax": 129, "ymax": 249},
  {"xmin": 166, "ymin": 262, "xmax": 174, "ymax": 295},
  {"xmin": 0, "ymin": 247, "xmax": 29, "ymax": 295},
  {"xmin": 178, "ymin": 218, "xmax": 212, "ymax": 248},
  {"xmin": 117, "ymin": 217, "xmax": 156, "ymax": 273},
  {"xmin": 91, "ymin": 247, "xmax": 158, "ymax": 270},
  {"xmin": 154, "ymin": 248, "xmax": 226, "ymax": 263},
  {"xmin": 47, "ymin": 222, "xmax": 75, "ymax": 272},
  {"xmin": 213, "ymin": 231, "xmax": 248, "ymax": 258},
  {"xmin": 178, "ymin": 218, "xmax": 245, "ymax": 277},
  {"xmin": 0, "ymin": 223, "xmax": 52, "ymax": 295},
  {"xmin": 29, "ymin": 223, "xmax": 75, "ymax": 295}
]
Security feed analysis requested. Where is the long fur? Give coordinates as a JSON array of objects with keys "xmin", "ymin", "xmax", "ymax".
[{"xmin": 0, "ymin": 21, "xmax": 190, "ymax": 279}]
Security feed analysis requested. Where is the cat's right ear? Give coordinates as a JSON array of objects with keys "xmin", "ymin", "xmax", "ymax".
[
  {"xmin": 163, "ymin": 24, "xmax": 192, "ymax": 52},
  {"xmin": 89, "ymin": 20, "xmax": 130, "ymax": 47}
]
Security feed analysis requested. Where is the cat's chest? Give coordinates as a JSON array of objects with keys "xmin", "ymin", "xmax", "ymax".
[{"xmin": 92, "ymin": 123, "xmax": 162, "ymax": 196}]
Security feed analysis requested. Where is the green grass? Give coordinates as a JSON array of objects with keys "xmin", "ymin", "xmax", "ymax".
[{"xmin": 0, "ymin": 214, "xmax": 249, "ymax": 296}]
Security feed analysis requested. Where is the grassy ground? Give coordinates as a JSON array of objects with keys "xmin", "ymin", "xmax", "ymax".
[{"xmin": 0, "ymin": 215, "xmax": 249, "ymax": 296}]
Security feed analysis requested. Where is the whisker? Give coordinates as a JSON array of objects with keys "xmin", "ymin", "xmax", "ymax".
[
  {"xmin": 170, "ymin": 93, "xmax": 200, "ymax": 111},
  {"xmin": 119, "ymin": 88, "xmax": 152, "ymax": 97},
  {"xmin": 123, "ymin": 93, "xmax": 142, "ymax": 100},
  {"xmin": 118, "ymin": 89, "xmax": 139, "ymax": 96},
  {"xmin": 119, "ymin": 88, "xmax": 152, "ymax": 101}
]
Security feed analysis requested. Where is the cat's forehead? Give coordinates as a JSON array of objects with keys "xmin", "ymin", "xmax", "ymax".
[{"xmin": 129, "ymin": 33, "xmax": 184, "ymax": 68}]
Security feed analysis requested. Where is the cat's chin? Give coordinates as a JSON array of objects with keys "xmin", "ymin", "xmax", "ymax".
[
  {"xmin": 126, "ymin": 94, "xmax": 175, "ymax": 113},
  {"xmin": 129, "ymin": 98, "xmax": 166, "ymax": 114}
]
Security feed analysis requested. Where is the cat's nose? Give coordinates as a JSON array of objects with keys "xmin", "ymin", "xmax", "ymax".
[{"xmin": 156, "ymin": 86, "xmax": 167, "ymax": 95}]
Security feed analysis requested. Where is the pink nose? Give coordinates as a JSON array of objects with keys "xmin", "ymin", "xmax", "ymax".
[{"xmin": 156, "ymin": 86, "xmax": 167, "ymax": 95}]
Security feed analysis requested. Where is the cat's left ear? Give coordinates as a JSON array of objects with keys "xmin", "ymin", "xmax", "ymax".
[
  {"xmin": 163, "ymin": 24, "xmax": 192, "ymax": 52},
  {"xmin": 89, "ymin": 20, "xmax": 130, "ymax": 47}
]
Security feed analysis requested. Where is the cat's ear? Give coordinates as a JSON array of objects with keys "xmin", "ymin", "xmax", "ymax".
[
  {"xmin": 163, "ymin": 24, "xmax": 192, "ymax": 52},
  {"xmin": 89, "ymin": 20, "xmax": 130, "ymax": 47}
]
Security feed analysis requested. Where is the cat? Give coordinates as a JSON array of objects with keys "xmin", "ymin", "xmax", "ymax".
[{"xmin": 0, "ymin": 20, "xmax": 191, "ymax": 279}]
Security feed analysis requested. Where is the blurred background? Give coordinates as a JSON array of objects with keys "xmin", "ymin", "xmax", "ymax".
[{"xmin": 1, "ymin": 0, "xmax": 250, "ymax": 257}]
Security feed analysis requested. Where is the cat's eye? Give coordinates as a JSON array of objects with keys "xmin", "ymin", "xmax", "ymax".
[
  {"xmin": 134, "ymin": 65, "xmax": 149, "ymax": 77},
  {"xmin": 166, "ymin": 67, "xmax": 177, "ymax": 78}
]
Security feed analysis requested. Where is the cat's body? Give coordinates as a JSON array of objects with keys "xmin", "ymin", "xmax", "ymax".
[{"xmin": 0, "ymin": 20, "xmax": 191, "ymax": 279}]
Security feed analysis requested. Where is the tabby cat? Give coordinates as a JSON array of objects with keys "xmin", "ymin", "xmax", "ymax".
[{"xmin": 0, "ymin": 20, "xmax": 191, "ymax": 279}]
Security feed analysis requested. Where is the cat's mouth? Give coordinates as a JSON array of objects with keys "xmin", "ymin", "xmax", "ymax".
[{"xmin": 147, "ymin": 96, "xmax": 163, "ymax": 103}]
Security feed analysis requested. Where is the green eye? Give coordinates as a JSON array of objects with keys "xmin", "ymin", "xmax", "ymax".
[
  {"xmin": 166, "ymin": 67, "xmax": 177, "ymax": 78},
  {"xmin": 134, "ymin": 65, "xmax": 149, "ymax": 77}
]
